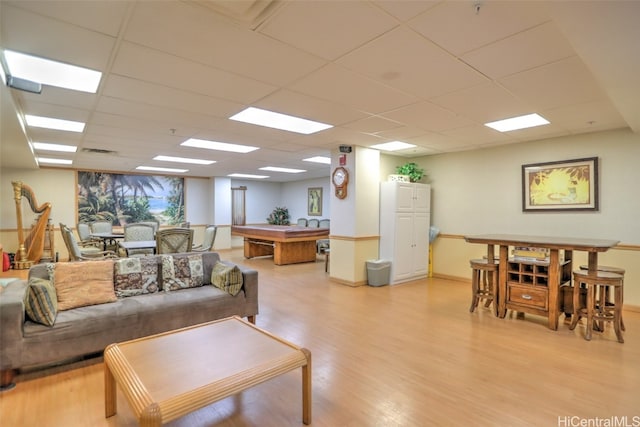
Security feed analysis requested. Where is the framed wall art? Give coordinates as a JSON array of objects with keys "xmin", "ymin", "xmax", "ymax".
[
  {"xmin": 77, "ymin": 171, "xmax": 185, "ymax": 225},
  {"xmin": 308, "ymin": 187, "xmax": 322, "ymax": 216},
  {"xmin": 522, "ymin": 157, "xmax": 598, "ymax": 212}
]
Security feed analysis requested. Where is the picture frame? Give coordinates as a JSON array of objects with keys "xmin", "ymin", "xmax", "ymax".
[
  {"xmin": 522, "ymin": 157, "xmax": 598, "ymax": 212},
  {"xmin": 77, "ymin": 171, "xmax": 185, "ymax": 225},
  {"xmin": 308, "ymin": 187, "xmax": 322, "ymax": 216}
]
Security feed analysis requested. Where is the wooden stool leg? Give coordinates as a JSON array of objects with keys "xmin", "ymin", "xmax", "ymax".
[
  {"xmin": 614, "ymin": 285, "xmax": 624, "ymax": 343},
  {"xmin": 489, "ymin": 270, "xmax": 498, "ymax": 317},
  {"xmin": 585, "ymin": 283, "xmax": 594, "ymax": 341},
  {"xmin": 569, "ymin": 281, "xmax": 581, "ymax": 331},
  {"xmin": 470, "ymin": 269, "xmax": 480, "ymax": 312}
]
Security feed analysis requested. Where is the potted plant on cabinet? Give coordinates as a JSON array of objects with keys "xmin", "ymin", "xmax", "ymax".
[{"xmin": 395, "ymin": 162, "xmax": 425, "ymax": 183}]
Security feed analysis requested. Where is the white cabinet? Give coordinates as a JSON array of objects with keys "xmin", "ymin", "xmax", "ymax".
[{"xmin": 379, "ymin": 182, "xmax": 431, "ymax": 284}]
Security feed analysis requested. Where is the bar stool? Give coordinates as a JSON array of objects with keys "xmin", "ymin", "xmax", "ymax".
[
  {"xmin": 579, "ymin": 265, "xmax": 626, "ymax": 332},
  {"xmin": 469, "ymin": 259, "xmax": 499, "ymax": 316},
  {"xmin": 569, "ymin": 269, "xmax": 624, "ymax": 343}
]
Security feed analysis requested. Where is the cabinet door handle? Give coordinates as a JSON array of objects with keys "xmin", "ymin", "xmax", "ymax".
[{"xmin": 521, "ymin": 294, "xmax": 532, "ymax": 300}]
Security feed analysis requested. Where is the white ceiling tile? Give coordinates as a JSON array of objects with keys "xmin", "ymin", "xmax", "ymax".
[
  {"xmin": 430, "ymin": 83, "xmax": 532, "ymax": 123},
  {"xmin": 111, "ymin": 42, "xmax": 277, "ymax": 105},
  {"xmin": 374, "ymin": 0, "xmax": 441, "ymax": 22},
  {"xmin": 1, "ymin": 4, "xmax": 117, "ymax": 70},
  {"xmin": 101, "ymin": 75, "xmax": 243, "ymax": 119},
  {"xmin": 259, "ymin": 1, "xmax": 399, "ymax": 60},
  {"xmin": 542, "ymin": 100, "xmax": 628, "ymax": 133},
  {"xmin": 290, "ymin": 64, "xmax": 419, "ymax": 114},
  {"xmin": 499, "ymin": 56, "xmax": 609, "ymax": 111},
  {"xmin": 342, "ymin": 116, "xmax": 403, "ymax": 134},
  {"xmin": 440, "ymin": 124, "xmax": 515, "ymax": 145},
  {"xmin": 409, "ymin": 1, "xmax": 551, "ymax": 56},
  {"xmin": 380, "ymin": 101, "xmax": 474, "ymax": 132},
  {"xmin": 338, "ymin": 27, "xmax": 487, "ymax": 100},
  {"xmin": 461, "ymin": 21, "xmax": 576, "ymax": 79},
  {"xmin": 126, "ymin": 1, "xmax": 325, "ymax": 87},
  {"xmin": 254, "ymin": 90, "xmax": 367, "ymax": 127},
  {"xmin": 3, "ymin": 0, "xmax": 129, "ymax": 36}
]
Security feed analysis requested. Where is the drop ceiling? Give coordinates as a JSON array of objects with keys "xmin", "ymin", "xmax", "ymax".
[{"xmin": 1, "ymin": 0, "xmax": 638, "ymax": 182}]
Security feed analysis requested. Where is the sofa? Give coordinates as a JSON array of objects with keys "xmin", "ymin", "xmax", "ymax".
[{"xmin": 0, "ymin": 251, "xmax": 258, "ymax": 389}]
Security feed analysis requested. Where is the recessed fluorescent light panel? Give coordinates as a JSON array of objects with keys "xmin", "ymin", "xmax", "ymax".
[
  {"xmin": 370, "ymin": 141, "xmax": 417, "ymax": 151},
  {"xmin": 303, "ymin": 156, "xmax": 331, "ymax": 165},
  {"xmin": 153, "ymin": 155, "xmax": 215, "ymax": 165},
  {"xmin": 136, "ymin": 166, "xmax": 188, "ymax": 173},
  {"xmin": 3, "ymin": 50, "xmax": 102, "ymax": 93},
  {"xmin": 25, "ymin": 114, "xmax": 85, "ymax": 133},
  {"xmin": 485, "ymin": 113, "xmax": 550, "ymax": 132},
  {"xmin": 37, "ymin": 157, "xmax": 72, "ymax": 165},
  {"xmin": 259, "ymin": 166, "xmax": 306, "ymax": 173},
  {"xmin": 227, "ymin": 173, "xmax": 269, "ymax": 179},
  {"xmin": 230, "ymin": 107, "xmax": 333, "ymax": 135},
  {"xmin": 32, "ymin": 142, "xmax": 77, "ymax": 153},
  {"xmin": 181, "ymin": 138, "xmax": 259, "ymax": 154}
]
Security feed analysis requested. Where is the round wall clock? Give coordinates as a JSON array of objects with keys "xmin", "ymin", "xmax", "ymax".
[{"xmin": 332, "ymin": 167, "xmax": 349, "ymax": 199}]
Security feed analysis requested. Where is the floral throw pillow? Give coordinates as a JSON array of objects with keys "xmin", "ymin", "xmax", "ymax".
[
  {"xmin": 161, "ymin": 254, "xmax": 203, "ymax": 292},
  {"xmin": 114, "ymin": 257, "xmax": 159, "ymax": 298}
]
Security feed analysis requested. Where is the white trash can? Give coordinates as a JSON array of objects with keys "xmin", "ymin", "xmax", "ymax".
[{"xmin": 366, "ymin": 259, "xmax": 391, "ymax": 286}]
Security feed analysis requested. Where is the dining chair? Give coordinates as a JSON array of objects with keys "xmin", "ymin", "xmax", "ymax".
[
  {"xmin": 319, "ymin": 219, "xmax": 330, "ymax": 228},
  {"xmin": 90, "ymin": 220, "xmax": 113, "ymax": 234},
  {"xmin": 307, "ymin": 218, "xmax": 320, "ymax": 228},
  {"xmin": 76, "ymin": 223, "xmax": 100, "ymax": 248},
  {"xmin": 156, "ymin": 228, "xmax": 194, "ymax": 254},
  {"xmin": 60, "ymin": 223, "xmax": 118, "ymax": 261},
  {"xmin": 192, "ymin": 225, "xmax": 217, "ymax": 252},
  {"xmin": 296, "ymin": 218, "xmax": 308, "ymax": 227},
  {"xmin": 138, "ymin": 220, "xmax": 160, "ymax": 233},
  {"xmin": 123, "ymin": 223, "xmax": 156, "ymax": 257}
]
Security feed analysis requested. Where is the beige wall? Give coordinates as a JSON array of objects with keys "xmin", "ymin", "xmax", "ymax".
[{"xmin": 412, "ymin": 128, "xmax": 640, "ymax": 309}]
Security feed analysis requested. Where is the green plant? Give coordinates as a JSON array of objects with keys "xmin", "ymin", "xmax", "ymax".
[
  {"xmin": 395, "ymin": 162, "xmax": 425, "ymax": 183},
  {"xmin": 267, "ymin": 206, "xmax": 290, "ymax": 225}
]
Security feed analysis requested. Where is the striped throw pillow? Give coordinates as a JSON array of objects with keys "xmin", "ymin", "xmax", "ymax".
[
  {"xmin": 24, "ymin": 277, "xmax": 58, "ymax": 326},
  {"xmin": 211, "ymin": 261, "xmax": 243, "ymax": 296}
]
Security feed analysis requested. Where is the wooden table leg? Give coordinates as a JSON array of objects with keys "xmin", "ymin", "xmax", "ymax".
[
  {"xmin": 301, "ymin": 348, "xmax": 312, "ymax": 425},
  {"xmin": 104, "ymin": 363, "xmax": 117, "ymax": 418},
  {"xmin": 498, "ymin": 245, "xmax": 508, "ymax": 318},
  {"xmin": 548, "ymin": 249, "xmax": 560, "ymax": 330}
]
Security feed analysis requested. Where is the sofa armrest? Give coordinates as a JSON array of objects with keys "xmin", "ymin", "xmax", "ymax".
[
  {"xmin": 239, "ymin": 266, "xmax": 258, "ymax": 315},
  {"xmin": 0, "ymin": 280, "xmax": 27, "ymax": 371}
]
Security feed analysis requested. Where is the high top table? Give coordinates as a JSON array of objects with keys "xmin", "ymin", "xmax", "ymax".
[{"xmin": 464, "ymin": 234, "xmax": 619, "ymax": 330}]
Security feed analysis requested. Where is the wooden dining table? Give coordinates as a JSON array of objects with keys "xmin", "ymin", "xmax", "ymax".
[{"xmin": 464, "ymin": 234, "xmax": 619, "ymax": 330}]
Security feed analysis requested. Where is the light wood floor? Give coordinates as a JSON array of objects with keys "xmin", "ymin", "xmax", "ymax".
[{"xmin": 1, "ymin": 249, "xmax": 639, "ymax": 426}]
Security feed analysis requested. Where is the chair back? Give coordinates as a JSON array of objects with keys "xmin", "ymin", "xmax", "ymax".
[
  {"xmin": 77, "ymin": 223, "xmax": 93, "ymax": 241},
  {"xmin": 124, "ymin": 223, "xmax": 155, "ymax": 241},
  {"xmin": 193, "ymin": 225, "xmax": 217, "ymax": 252},
  {"xmin": 180, "ymin": 222, "xmax": 190, "ymax": 228},
  {"xmin": 60, "ymin": 223, "xmax": 83, "ymax": 261},
  {"xmin": 296, "ymin": 218, "xmax": 308, "ymax": 227},
  {"xmin": 308, "ymin": 218, "xmax": 320, "ymax": 228},
  {"xmin": 124, "ymin": 223, "xmax": 156, "ymax": 256},
  {"xmin": 138, "ymin": 220, "xmax": 159, "ymax": 233},
  {"xmin": 90, "ymin": 220, "xmax": 113, "ymax": 234},
  {"xmin": 156, "ymin": 228, "xmax": 194, "ymax": 254},
  {"xmin": 319, "ymin": 219, "xmax": 330, "ymax": 228}
]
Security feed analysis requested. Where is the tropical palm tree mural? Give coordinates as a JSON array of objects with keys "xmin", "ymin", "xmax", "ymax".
[{"xmin": 77, "ymin": 172, "xmax": 184, "ymax": 226}]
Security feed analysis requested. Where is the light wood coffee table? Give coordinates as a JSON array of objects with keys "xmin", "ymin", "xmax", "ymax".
[{"xmin": 104, "ymin": 316, "xmax": 311, "ymax": 426}]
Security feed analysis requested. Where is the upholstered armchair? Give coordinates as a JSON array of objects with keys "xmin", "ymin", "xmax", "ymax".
[
  {"xmin": 123, "ymin": 223, "xmax": 156, "ymax": 256},
  {"xmin": 192, "ymin": 225, "xmax": 217, "ymax": 252},
  {"xmin": 156, "ymin": 228, "xmax": 194, "ymax": 254},
  {"xmin": 60, "ymin": 223, "xmax": 118, "ymax": 261}
]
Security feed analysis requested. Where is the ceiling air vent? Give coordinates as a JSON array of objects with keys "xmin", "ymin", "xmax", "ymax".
[{"xmin": 81, "ymin": 148, "xmax": 117, "ymax": 155}]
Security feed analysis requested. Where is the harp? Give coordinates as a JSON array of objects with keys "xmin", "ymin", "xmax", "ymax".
[{"xmin": 12, "ymin": 181, "xmax": 54, "ymax": 269}]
